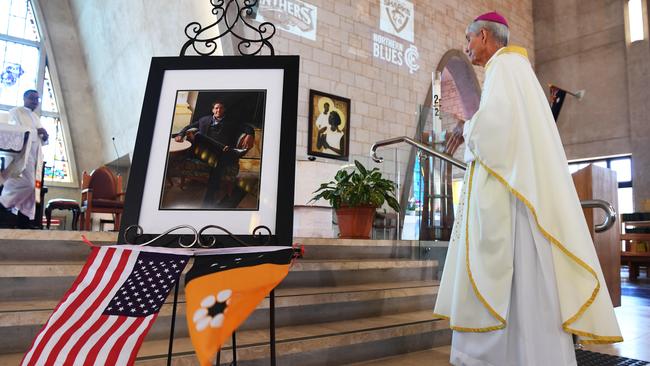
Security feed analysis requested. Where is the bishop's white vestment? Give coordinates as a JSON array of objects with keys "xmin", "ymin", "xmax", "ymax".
[
  {"xmin": 0, "ymin": 106, "xmax": 45, "ymax": 220},
  {"xmin": 433, "ymin": 46, "xmax": 622, "ymax": 366}
]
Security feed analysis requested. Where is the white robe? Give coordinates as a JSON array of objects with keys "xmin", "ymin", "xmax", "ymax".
[
  {"xmin": 433, "ymin": 46, "xmax": 622, "ymax": 362},
  {"xmin": 0, "ymin": 106, "xmax": 45, "ymax": 220},
  {"xmin": 323, "ymin": 129, "xmax": 343, "ymax": 155},
  {"xmin": 316, "ymin": 112, "xmax": 329, "ymax": 130},
  {"xmin": 450, "ymin": 197, "xmax": 577, "ymax": 366}
]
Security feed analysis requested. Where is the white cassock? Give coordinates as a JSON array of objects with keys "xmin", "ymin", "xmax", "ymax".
[
  {"xmin": 0, "ymin": 106, "xmax": 45, "ymax": 220},
  {"xmin": 323, "ymin": 129, "xmax": 343, "ymax": 155},
  {"xmin": 316, "ymin": 112, "xmax": 329, "ymax": 130},
  {"xmin": 433, "ymin": 46, "xmax": 622, "ymax": 366}
]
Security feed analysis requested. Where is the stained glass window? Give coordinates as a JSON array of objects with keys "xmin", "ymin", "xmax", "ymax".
[
  {"xmin": 0, "ymin": 39, "xmax": 39, "ymax": 105},
  {"xmin": 41, "ymin": 65, "xmax": 57, "ymax": 113},
  {"xmin": 41, "ymin": 116, "xmax": 71, "ymax": 182},
  {"xmin": 40, "ymin": 65, "xmax": 71, "ymax": 182},
  {"xmin": 0, "ymin": 0, "xmax": 40, "ymax": 41},
  {"xmin": 1, "ymin": 0, "xmax": 75, "ymax": 184}
]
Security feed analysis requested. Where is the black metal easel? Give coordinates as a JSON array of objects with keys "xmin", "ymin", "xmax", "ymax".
[
  {"xmin": 123, "ymin": 222, "xmax": 297, "ymax": 366},
  {"xmin": 123, "ymin": 1, "xmax": 286, "ymax": 364}
]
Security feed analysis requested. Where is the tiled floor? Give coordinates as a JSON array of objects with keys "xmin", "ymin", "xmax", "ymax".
[
  {"xmin": 583, "ymin": 270, "xmax": 650, "ymax": 362},
  {"xmin": 350, "ymin": 346, "xmax": 451, "ymax": 365},
  {"xmin": 353, "ymin": 269, "xmax": 650, "ymax": 365}
]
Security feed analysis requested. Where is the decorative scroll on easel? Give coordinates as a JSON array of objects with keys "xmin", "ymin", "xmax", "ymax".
[
  {"xmin": 122, "ymin": 223, "xmax": 272, "ymax": 248},
  {"xmin": 180, "ymin": 0, "xmax": 276, "ymax": 56}
]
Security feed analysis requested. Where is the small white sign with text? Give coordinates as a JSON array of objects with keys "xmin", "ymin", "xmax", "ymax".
[
  {"xmin": 372, "ymin": 33, "xmax": 420, "ymax": 74},
  {"xmin": 256, "ymin": 0, "xmax": 318, "ymax": 41},
  {"xmin": 380, "ymin": 0, "xmax": 414, "ymax": 43}
]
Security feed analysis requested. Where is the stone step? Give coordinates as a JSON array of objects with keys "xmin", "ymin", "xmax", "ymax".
[
  {"xmin": 348, "ymin": 346, "xmax": 452, "ymax": 365},
  {"xmin": 295, "ymin": 237, "xmax": 422, "ymax": 260},
  {"xmin": 0, "ymin": 230, "xmax": 448, "ymax": 365},
  {"xmin": 0, "ymin": 281, "xmax": 439, "ymax": 354},
  {"xmin": 0, "ymin": 259, "xmax": 438, "ymax": 301},
  {"xmin": 0, "ymin": 231, "xmax": 423, "ymax": 262},
  {"xmin": 137, "ymin": 310, "xmax": 451, "ymax": 366},
  {"xmin": 0, "ymin": 310, "xmax": 451, "ymax": 366},
  {"xmin": 0, "ymin": 259, "xmax": 438, "ymax": 278}
]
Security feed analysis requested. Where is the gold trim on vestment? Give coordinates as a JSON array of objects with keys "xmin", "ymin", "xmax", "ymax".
[
  {"xmin": 460, "ymin": 161, "xmax": 507, "ymax": 332},
  {"xmin": 473, "ymin": 158, "xmax": 622, "ymax": 344},
  {"xmin": 433, "ymin": 312, "xmax": 506, "ymax": 333},
  {"xmin": 486, "ymin": 45, "xmax": 529, "ymax": 70}
]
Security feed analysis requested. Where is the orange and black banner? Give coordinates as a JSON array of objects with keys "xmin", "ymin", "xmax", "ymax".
[
  {"xmin": 550, "ymin": 85, "xmax": 567, "ymax": 122},
  {"xmin": 184, "ymin": 246, "xmax": 294, "ymax": 366}
]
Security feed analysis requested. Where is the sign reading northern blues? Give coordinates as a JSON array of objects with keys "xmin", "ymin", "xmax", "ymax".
[
  {"xmin": 372, "ymin": 33, "xmax": 420, "ymax": 74},
  {"xmin": 256, "ymin": 0, "xmax": 318, "ymax": 41},
  {"xmin": 373, "ymin": 0, "xmax": 419, "ymax": 74},
  {"xmin": 380, "ymin": 0, "xmax": 414, "ymax": 42}
]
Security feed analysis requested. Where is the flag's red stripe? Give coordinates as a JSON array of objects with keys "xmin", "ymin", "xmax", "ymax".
[
  {"xmin": 84, "ymin": 316, "xmax": 128, "ymax": 366},
  {"xmin": 62, "ymin": 314, "xmax": 110, "ymax": 365},
  {"xmin": 20, "ymin": 247, "xmax": 101, "ymax": 366},
  {"xmin": 60, "ymin": 250, "xmax": 132, "ymax": 365},
  {"xmin": 45, "ymin": 247, "xmax": 131, "ymax": 365},
  {"xmin": 46, "ymin": 249, "xmax": 132, "ymax": 365},
  {"xmin": 106, "ymin": 316, "xmax": 146, "ymax": 365},
  {"xmin": 52, "ymin": 247, "xmax": 102, "ymax": 313},
  {"xmin": 127, "ymin": 314, "xmax": 159, "ymax": 366},
  {"xmin": 27, "ymin": 247, "xmax": 116, "ymax": 364}
]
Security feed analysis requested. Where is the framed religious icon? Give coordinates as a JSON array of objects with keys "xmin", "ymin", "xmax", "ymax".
[
  {"xmin": 307, "ymin": 89, "xmax": 350, "ymax": 161},
  {"xmin": 120, "ymin": 56, "xmax": 299, "ymax": 245}
]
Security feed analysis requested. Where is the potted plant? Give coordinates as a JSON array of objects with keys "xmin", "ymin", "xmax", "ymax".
[{"xmin": 310, "ymin": 160, "xmax": 400, "ymax": 239}]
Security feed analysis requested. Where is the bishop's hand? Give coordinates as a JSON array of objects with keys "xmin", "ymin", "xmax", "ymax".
[{"xmin": 445, "ymin": 119, "xmax": 465, "ymax": 155}]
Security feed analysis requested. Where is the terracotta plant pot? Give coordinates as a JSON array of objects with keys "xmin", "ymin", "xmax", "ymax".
[{"xmin": 336, "ymin": 206, "xmax": 376, "ymax": 239}]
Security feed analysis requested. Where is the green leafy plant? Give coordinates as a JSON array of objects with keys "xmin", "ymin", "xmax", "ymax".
[{"xmin": 310, "ymin": 160, "xmax": 400, "ymax": 211}]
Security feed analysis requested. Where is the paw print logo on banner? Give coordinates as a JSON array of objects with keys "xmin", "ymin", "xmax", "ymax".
[{"xmin": 193, "ymin": 289, "xmax": 233, "ymax": 331}]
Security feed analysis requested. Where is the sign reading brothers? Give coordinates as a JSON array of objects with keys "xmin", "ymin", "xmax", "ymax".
[
  {"xmin": 380, "ymin": 0, "xmax": 414, "ymax": 42},
  {"xmin": 256, "ymin": 0, "xmax": 318, "ymax": 41}
]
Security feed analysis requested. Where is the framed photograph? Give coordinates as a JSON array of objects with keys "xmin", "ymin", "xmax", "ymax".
[
  {"xmin": 307, "ymin": 89, "xmax": 350, "ymax": 161},
  {"xmin": 120, "ymin": 56, "xmax": 299, "ymax": 245}
]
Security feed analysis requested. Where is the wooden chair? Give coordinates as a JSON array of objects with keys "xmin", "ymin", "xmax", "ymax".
[
  {"xmin": 80, "ymin": 166, "xmax": 124, "ymax": 231},
  {"xmin": 620, "ymin": 213, "xmax": 650, "ymax": 280}
]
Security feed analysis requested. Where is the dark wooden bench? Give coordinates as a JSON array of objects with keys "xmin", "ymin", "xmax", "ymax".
[{"xmin": 621, "ymin": 215, "xmax": 650, "ymax": 279}]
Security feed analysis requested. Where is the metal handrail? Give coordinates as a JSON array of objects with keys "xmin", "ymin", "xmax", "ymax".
[
  {"xmin": 370, "ymin": 136, "xmax": 617, "ymax": 233},
  {"xmin": 580, "ymin": 199, "xmax": 617, "ymax": 233},
  {"xmin": 370, "ymin": 136, "xmax": 467, "ymax": 169}
]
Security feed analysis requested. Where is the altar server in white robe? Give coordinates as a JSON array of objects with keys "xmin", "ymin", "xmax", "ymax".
[
  {"xmin": 433, "ymin": 11, "xmax": 622, "ymax": 366},
  {"xmin": 0, "ymin": 89, "xmax": 48, "ymax": 222}
]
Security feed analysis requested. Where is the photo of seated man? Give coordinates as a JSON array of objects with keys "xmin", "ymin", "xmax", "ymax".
[{"xmin": 161, "ymin": 90, "xmax": 265, "ymax": 210}]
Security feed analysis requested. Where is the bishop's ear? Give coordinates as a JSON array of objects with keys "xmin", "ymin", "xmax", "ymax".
[{"xmin": 480, "ymin": 28, "xmax": 488, "ymax": 43}]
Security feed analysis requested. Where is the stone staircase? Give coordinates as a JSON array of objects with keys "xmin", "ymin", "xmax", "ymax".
[{"xmin": 0, "ymin": 230, "xmax": 450, "ymax": 365}]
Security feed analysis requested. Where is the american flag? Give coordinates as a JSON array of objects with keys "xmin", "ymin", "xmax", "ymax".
[{"xmin": 21, "ymin": 245, "xmax": 190, "ymax": 366}]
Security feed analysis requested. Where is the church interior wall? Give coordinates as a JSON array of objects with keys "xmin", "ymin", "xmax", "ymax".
[
  {"xmin": 66, "ymin": 0, "xmax": 209, "ymax": 166},
  {"xmin": 34, "ymin": 0, "xmax": 105, "ymax": 182},
  {"xmin": 38, "ymin": 0, "xmax": 534, "ymax": 233},
  {"xmin": 533, "ymin": 0, "xmax": 650, "ymax": 209}
]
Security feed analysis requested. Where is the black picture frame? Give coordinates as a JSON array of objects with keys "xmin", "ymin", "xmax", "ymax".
[
  {"xmin": 119, "ymin": 56, "xmax": 299, "ymax": 246},
  {"xmin": 307, "ymin": 89, "xmax": 351, "ymax": 161}
]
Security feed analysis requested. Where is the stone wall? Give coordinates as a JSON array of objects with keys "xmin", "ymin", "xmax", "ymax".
[
  {"xmin": 60, "ymin": 0, "xmax": 533, "ymax": 164},
  {"xmin": 41, "ymin": 0, "xmax": 534, "ymax": 233}
]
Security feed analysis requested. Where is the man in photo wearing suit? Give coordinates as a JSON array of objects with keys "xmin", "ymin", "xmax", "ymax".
[{"xmin": 174, "ymin": 100, "xmax": 254, "ymax": 207}]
